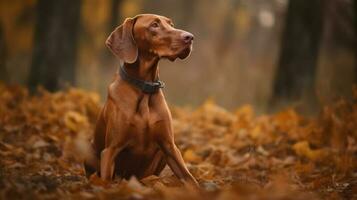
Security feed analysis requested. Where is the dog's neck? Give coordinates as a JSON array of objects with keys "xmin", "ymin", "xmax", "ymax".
[{"xmin": 123, "ymin": 53, "xmax": 160, "ymax": 82}]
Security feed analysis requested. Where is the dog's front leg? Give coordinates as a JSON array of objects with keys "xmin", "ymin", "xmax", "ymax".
[
  {"xmin": 100, "ymin": 146, "xmax": 124, "ymax": 181},
  {"xmin": 100, "ymin": 120, "xmax": 129, "ymax": 181},
  {"xmin": 159, "ymin": 140, "xmax": 199, "ymax": 187}
]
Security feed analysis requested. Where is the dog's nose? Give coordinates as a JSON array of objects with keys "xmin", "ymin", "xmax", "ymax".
[{"xmin": 182, "ymin": 32, "xmax": 194, "ymax": 43}]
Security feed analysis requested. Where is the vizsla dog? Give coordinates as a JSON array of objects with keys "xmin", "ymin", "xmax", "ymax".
[{"xmin": 84, "ymin": 14, "xmax": 198, "ymax": 186}]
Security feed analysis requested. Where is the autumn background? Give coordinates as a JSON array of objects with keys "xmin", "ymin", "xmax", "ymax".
[{"xmin": 0, "ymin": 0, "xmax": 356, "ymax": 200}]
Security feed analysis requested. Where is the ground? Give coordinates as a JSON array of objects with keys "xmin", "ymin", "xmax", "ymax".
[{"xmin": 0, "ymin": 84, "xmax": 356, "ymax": 200}]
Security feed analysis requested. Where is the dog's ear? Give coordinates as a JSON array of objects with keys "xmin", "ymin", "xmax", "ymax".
[{"xmin": 106, "ymin": 17, "xmax": 138, "ymax": 63}]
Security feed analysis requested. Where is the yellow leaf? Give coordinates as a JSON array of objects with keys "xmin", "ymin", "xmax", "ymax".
[
  {"xmin": 64, "ymin": 111, "xmax": 88, "ymax": 132},
  {"xmin": 293, "ymin": 141, "xmax": 328, "ymax": 161},
  {"xmin": 183, "ymin": 149, "xmax": 201, "ymax": 163}
]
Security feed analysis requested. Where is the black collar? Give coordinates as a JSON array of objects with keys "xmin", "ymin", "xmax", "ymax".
[{"xmin": 119, "ymin": 64, "xmax": 165, "ymax": 94}]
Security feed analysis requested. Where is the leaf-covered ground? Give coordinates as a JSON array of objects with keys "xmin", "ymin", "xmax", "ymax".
[{"xmin": 0, "ymin": 84, "xmax": 356, "ymax": 200}]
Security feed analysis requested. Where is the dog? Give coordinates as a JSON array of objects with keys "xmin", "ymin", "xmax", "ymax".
[{"xmin": 84, "ymin": 14, "xmax": 198, "ymax": 187}]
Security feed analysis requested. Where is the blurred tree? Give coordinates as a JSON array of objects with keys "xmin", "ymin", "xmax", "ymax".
[
  {"xmin": 29, "ymin": 0, "xmax": 81, "ymax": 92},
  {"xmin": 271, "ymin": 0, "xmax": 325, "ymax": 110},
  {"xmin": 110, "ymin": 0, "xmax": 123, "ymax": 30},
  {"xmin": 355, "ymin": 0, "xmax": 357, "ymax": 83},
  {"xmin": 0, "ymin": 24, "xmax": 7, "ymax": 82},
  {"xmin": 100, "ymin": 0, "xmax": 123, "ymax": 65}
]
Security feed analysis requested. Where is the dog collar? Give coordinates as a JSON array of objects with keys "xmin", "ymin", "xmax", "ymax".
[{"xmin": 119, "ymin": 65, "xmax": 165, "ymax": 94}]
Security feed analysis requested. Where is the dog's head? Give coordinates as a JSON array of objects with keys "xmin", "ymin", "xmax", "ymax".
[{"xmin": 106, "ymin": 14, "xmax": 194, "ymax": 63}]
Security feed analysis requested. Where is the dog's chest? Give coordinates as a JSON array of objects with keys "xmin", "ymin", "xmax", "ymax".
[
  {"xmin": 115, "ymin": 93, "xmax": 169, "ymax": 153},
  {"xmin": 126, "ymin": 107, "xmax": 163, "ymax": 153}
]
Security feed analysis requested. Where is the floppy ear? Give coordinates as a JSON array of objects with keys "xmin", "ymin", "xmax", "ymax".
[{"xmin": 106, "ymin": 17, "xmax": 138, "ymax": 63}]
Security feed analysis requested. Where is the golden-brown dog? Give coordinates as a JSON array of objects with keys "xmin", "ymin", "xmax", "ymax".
[{"xmin": 84, "ymin": 14, "xmax": 198, "ymax": 186}]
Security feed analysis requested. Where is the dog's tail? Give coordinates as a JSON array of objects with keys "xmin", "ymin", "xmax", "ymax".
[
  {"xmin": 84, "ymin": 158, "xmax": 97, "ymax": 178},
  {"xmin": 62, "ymin": 130, "xmax": 98, "ymax": 178},
  {"xmin": 82, "ymin": 141, "xmax": 99, "ymax": 178}
]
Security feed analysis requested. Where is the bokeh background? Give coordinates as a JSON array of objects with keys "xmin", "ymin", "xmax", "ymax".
[{"xmin": 0, "ymin": 0, "xmax": 356, "ymax": 113}]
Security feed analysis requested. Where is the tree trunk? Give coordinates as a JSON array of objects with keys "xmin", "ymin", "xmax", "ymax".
[
  {"xmin": 354, "ymin": 0, "xmax": 357, "ymax": 84},
  {"xmin": 29, "ymin": 0, "xmax": 81, "ymax": 92},
  {"xmin": 271, "ymin": 0, "xmax": 325, "ymax": 110},
  {"xmin": 109, "ymin": 0, "xmax": 123, "ymax": 30},
  {"xmin": 0, "ymin": 24, "xmax": 7, "ymax": 82},
  {"xmin": 100, "ymin": 0, "xmax": 123, "ymax": 66}
]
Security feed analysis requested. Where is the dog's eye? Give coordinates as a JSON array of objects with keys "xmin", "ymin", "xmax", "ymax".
[{"xmin": 151, "ymin": 22, "xmax": 159, "ymax": 28}]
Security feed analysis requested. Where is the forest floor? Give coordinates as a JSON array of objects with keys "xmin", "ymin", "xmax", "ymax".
[{"xmin": 0, "ymin": 84, "xmax": 356, "ymax": 200}]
